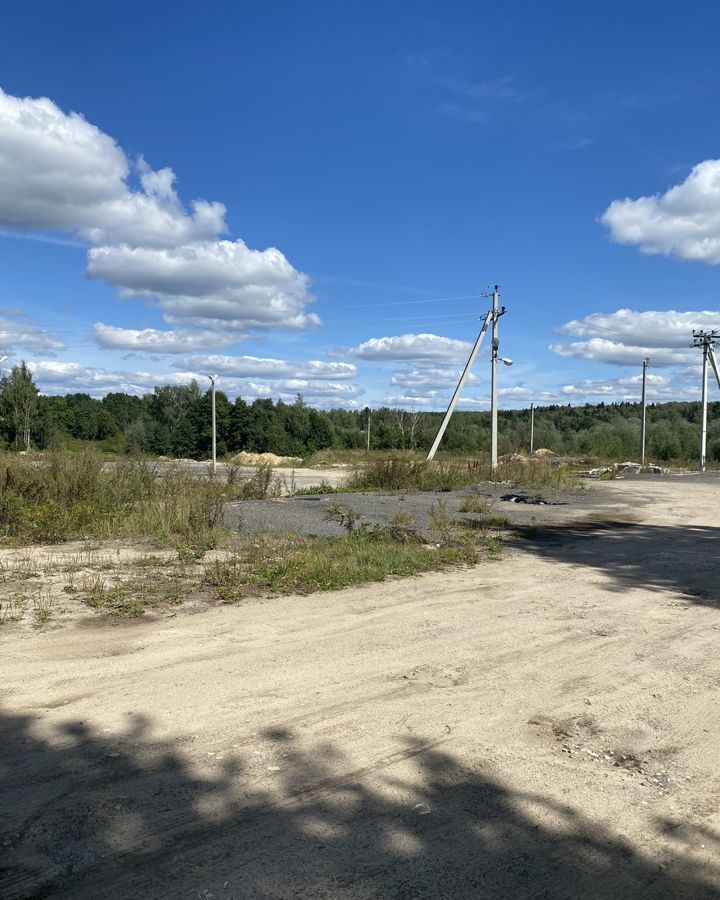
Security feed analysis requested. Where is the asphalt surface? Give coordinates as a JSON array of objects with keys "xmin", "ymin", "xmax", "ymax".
[
  {"xmin": 224, "ymin": 470, "xmax": 720, "ymax": 538},
  {"xmin": 224, "ymin": 481, "xmax": 601, "ymax": 538}
]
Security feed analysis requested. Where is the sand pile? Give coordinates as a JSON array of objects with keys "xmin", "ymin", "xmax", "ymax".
[{"xmin": 230, "ymin": 451, "xmax": 303, "ymax": 466}]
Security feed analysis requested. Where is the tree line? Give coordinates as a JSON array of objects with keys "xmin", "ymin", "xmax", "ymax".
[{"xmin": 0, "ymin": 362, "xmax": 718, "ymax": 462}]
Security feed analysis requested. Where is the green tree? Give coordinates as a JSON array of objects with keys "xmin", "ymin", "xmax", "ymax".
[{"xmin": 0, "ymin": 361, "xmax": 39, "ymax": 450}]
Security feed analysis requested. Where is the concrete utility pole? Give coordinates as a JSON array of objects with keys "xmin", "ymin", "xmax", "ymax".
[
  {"xmin": 640, "ymin": 357, "xmax": 649, "ymax": 466},
  {"xmin": 489, "ymin": 286, "xmax": 511, "ymax": 471},
  {"xmin": 529, "ymin": 402, "xmax": 535, "ymax": 455},
  {"xmin": 490, "ymin": 286, "xmax": 499, "ymax": 470},
  {"xmin": 208, "ymin": 374, "xmax": 217, "ymax": 475},
  {"xmin": 692, "ymin": 331, "xmax": 720, "ymax": 472},
  {"xmin": 366, "ymin": 410, "xmax": 371, "ymax": 452}
]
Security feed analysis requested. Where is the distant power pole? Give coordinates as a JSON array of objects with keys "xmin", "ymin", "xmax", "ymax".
[
  {"xmin": 640, "ymin": 357, "xmax": 649, "ymax": 465},
  {"xmin": 208, "ymin": 374, "xmax": 217, "ymax": 475},
  {"xmin": 366, "ymin": 410, "xmax": 371, "ymax": 452},
  {"xmin": 529, "ymin": 402, "xmax": 535, "ymax": 455},
  {"xmin": 693, "ymin": 331, "xmax": 720, "ymax": 472}
]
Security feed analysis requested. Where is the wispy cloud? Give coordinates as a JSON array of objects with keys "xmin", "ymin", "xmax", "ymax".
[
  {"xmin": 404, "ymin": 48, "xmax": 539, "ymax": 125},
  {"xmin": 0, "ymin": 227, "xmax": 86, "ymax": 249},
  {"xmin": 436, "ymin": 75, "xmax": 540, "ymax": 124}
]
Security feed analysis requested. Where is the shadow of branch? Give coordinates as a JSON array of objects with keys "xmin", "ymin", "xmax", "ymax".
[{"xmin": 2, "ymin": 708, "xmax": 718, "ymax": 899}]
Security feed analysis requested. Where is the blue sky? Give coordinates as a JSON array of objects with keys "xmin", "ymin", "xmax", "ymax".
[{"xmin": 1, "ymin": 0, "xmax": 720, "ymax": 409}]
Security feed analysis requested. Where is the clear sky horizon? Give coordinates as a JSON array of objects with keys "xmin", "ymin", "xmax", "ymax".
[{"xmin": 1, "ymin": 0, "xmax": 719, "ymax": 411}]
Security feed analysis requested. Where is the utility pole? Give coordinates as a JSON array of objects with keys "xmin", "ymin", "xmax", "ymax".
[
  {"xmin": 366, "ymin": 409, "xmax": 371, "ymax": 452},
  {"xmin": 490, "ymin": 286, "xmax": 499, "ymax": 470},
  {"xmin": 208, "ymin": 374, "xmax": 217, "ymax": 475},
  {"xmin": 640, "ymin": 357, "xmax": 649, "ymax": 466},
  {"xmin": 489, "ymin": 286, "xmax": 510, "ymax": 471},
  {"xmin": 529, "ymin": 402, "xmax": 535, "ymax": 455},
  {"xmin": 692, "ymin": 331, "xmax": 720, "ymax": 472}
]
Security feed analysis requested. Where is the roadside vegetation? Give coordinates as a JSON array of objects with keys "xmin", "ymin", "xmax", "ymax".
[
  {"xmin": 203, "ymin": 528, "xmax": 485, "ymax": 600},
  {"xmin": 342, "ymin": 456, "xmax": 576, "ymax": 492},
  {"xmin": 0, "ymin": 450, "xmax": 282, "ymax": 545},
  {"xmin": 0, "ymin": 468, "xmax": 506, "ymax": 629}
]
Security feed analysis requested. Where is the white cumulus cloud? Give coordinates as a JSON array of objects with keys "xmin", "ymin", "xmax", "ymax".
[
  {"xmin": 601, "ymin": 160, "xmax": 720, "ymax": 264},
  {"xmin": 0, "ymin": 87, "xmax": 317, "ymax": 348},
  {"xmin": 179, "ymin": 354, "xmax": 356, "ymax": 380},
  {"xmin": 28, "ymin": 360, "xmax": 196, "ymax": 396},
  {"xmin": 0, "ymin": 310, "xmax": 65, "ymax": 357},
  {"xmin": 93, "ymin": 324, "xmax": 241, "ymax": 353},
  {"xmin": 0, "ymin": 88, "xmax": 226, "ymax": 248},
  {"xmin": 549, "ymin": 309, "xmax": 717, "ymax": 366},
  {"xmin": 390, "ymin": 365, "xmax": 480, "ymax": 390},
  {"xmin": 560, "ymin": 373, "xmax": 696, "ymax": 401},
  {"xmin": 27, "ymin": 360, "xmax": 362, "ymax": 407},
  {"xmin": 334, "ymin": 333, "xmax": 472, "ymax": 363},
  {"xmin": 87, "ymin": 240, "xmax": 317, "ymax": 332}
]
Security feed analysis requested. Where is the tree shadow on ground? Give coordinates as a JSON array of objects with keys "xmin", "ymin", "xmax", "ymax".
[
  {"xmin": 2, "ymin": 708, "xmax": 718, "ymax": 899},
  {"xmin": 511, "ymin": 519, "xmax": 720, "ymax": 607}
]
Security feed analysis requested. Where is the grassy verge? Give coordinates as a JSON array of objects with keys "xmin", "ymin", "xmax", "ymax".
[
  {"xmin": 0, "ymin": 519, "xmax": 503, "ymax": 628},
  {"xmin": 203, "ymin": 528, "xmax": 486, "ymax": 600}
]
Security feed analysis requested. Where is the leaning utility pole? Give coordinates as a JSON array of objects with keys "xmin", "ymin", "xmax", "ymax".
[
  {"xmin": 692, "ymin": 331, "xmax": 720, "ymax": 472},
  {"xmin": 640, "ymin": 357, "xmax": 649, "ymax": 466},
  {"xmin": 426, "ymin": 307, "xmax": 494, "ymax": 462}
]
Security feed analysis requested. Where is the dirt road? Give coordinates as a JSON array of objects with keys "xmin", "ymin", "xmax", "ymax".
[{"xmin": 2, "ymin": 476, "xmax": 720, "ymax": 898}]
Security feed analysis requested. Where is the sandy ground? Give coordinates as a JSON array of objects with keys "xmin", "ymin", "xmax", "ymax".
[{"xmin": 2, "ymin": 476, "xmax": 720, "ymax": 899}]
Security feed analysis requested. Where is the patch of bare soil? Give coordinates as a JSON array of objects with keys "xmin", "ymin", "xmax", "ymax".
[{"xmin": 2, "ymin": 476, "xmax": 720, "ymax": 898}]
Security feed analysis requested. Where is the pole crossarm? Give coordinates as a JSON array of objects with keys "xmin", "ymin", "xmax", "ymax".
[{"xmin": 692, "ymin": 330, "xmax": 720, "ymax": 346}]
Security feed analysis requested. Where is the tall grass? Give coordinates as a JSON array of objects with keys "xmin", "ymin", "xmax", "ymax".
[
  {"xmin": 0, "ymin": 450, "xmax": 246, "ymax": 544},
  {"xmin": 344, "ymin": 458, "xmax": 470, "ymax": 492},
  {"xmin": 343, "ymin": 456, "xmax": 575, "ymax": 492}
]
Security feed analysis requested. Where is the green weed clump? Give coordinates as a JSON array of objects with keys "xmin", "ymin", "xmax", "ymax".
[
  {"xmin": 79, "ymin": 570, "xmax": 185, "ymax": 617},
  {"xmin": 459, "ymin": 495, "xmax": 492, "ymax": 514},
  {"xmin": 0, "ymin": 450, "xmax": 238, "ymax": 545},
  {"xmin": 292, "ymin": 481, "xmax": 340, "ymax": 496}
]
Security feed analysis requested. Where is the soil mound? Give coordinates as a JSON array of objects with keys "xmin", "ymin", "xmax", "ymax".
[{"xmin": 230, "ymin": 451, "xmax": 303, "ymax": 467}]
